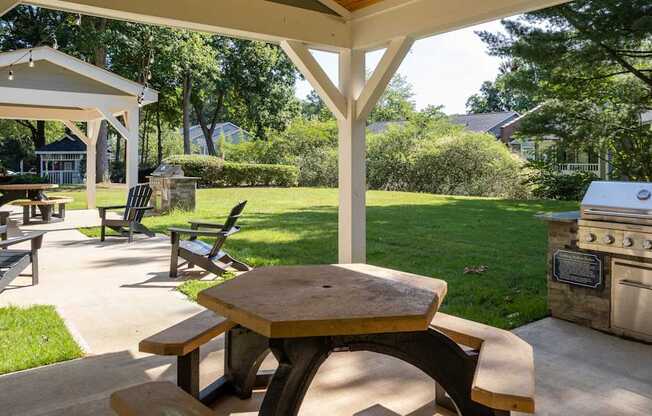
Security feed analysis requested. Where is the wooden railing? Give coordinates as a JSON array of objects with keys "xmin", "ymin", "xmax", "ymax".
[
  {"xmin": 42, "ymin": 171, "xmax": 83, "ymax": 185},
  {"xmin": 558, "ymin": 163, "xmax": 600, "ymax": 175}
]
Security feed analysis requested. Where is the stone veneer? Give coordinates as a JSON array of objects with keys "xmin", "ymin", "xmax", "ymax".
[
  {"xmin": 149, "ymin": 176, "xmax": 198, "ymax": 214},
  {"xmin": 544, "ymin": 214, "xmax": 611, "ymax": 332}
]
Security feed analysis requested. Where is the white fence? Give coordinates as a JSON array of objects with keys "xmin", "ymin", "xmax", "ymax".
[
  {"xmin": 558, "ymin": 163, "xmax": 600, "ymax": 175},
  {"xmin": 43, "ymin": 170, "xmax": 83, "ymax": 185}
]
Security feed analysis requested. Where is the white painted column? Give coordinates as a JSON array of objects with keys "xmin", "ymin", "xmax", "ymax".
[
  {"xmin": 124, "ymin": 107, "xmax": 140, "ymax": 189},
  {"xmin": 338, "ymin": 49, "xmax": 367, "ymax": 264},
  {"xmin": 86, "ymin": 121, "xmax": 100, "ymax": 209}
]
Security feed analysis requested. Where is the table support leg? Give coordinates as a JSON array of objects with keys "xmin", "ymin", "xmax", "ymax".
[
  {"xmin": 260, "ymin": 328, "xmax": 502, "ymax": 416},
  {"xmin": 224, "ymin": 326, "xmax": 271, "ymax": 399}
]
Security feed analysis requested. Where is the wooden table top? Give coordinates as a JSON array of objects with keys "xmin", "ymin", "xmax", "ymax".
[
  {"xmin": 0, "ymin": 184, "xmax": 58, "ymax": 190},
  {"xmin": 198, "ymin": 264, "xmax": 447, "ymax": 338}
]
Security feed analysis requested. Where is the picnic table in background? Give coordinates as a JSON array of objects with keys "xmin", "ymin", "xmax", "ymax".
[
  {"xmin": 0, "ymin": 184, "xmax": 72, "ymax": 224},
  {"xmin": 0, "ymin": 183, "xmax": 59, "ymax": 207}
]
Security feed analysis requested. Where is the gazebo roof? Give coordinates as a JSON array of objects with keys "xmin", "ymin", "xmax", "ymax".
[
  {"xmin": 35, "ymin": 133, "xmax": 86, "ymax": 153},
  {"xmin": 0, "ymin": 46, "xmax": 157, "ymax": 121}
]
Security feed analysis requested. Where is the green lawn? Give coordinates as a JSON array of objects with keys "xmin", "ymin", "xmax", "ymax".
[
  {"xmin": 52, "ymin": 187, "xmax": 577, "ymax": 329},
  {"xmin": 0, "ymin": 305, "xmax": 83, "ymax": 375}
]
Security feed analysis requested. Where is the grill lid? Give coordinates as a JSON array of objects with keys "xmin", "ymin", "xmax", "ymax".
[
  {"xmin": 581, "ymin": 181, "xmax": 652, "ymax": 216},
  {"xmin": 151, "ymin": 163, "xmax": 184, "ymax": 178}
]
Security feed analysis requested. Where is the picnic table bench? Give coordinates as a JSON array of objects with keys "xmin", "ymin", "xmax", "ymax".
[
  {"xmin": 120, "ymin": 265, "xmax": 536, "ymax": 416},
  {"xmin": 11, "ymin": 196, "xmax": 73, "ymax": 225}
]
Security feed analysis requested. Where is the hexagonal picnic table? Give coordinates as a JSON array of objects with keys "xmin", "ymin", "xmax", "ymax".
[{"xmin": 197, "ymin": 264, "xmax": 500, "ymax": 416}]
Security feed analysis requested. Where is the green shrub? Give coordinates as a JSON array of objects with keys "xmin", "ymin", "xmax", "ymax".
[
  {"xmin": 164, "ymin": 155, "xmax": 298, "ymax": 187},
  {"xmin": 523, "ymin": 161, "xmax": 596, "ymax": 200},
  {"xmin": 367, "ymin": 123, "xmax": 530, "ymax": 198},
  {"xmin": 8, "ymin": 174, "xmax": 48, "ymax": 185},
  {"xmin": 165, "ymin": 155, "xmax": 224, "ymax": 186}
]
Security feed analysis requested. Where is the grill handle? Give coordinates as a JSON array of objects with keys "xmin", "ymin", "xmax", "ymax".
[
  {"xmin": 620, "ymin": 279, "xmax": 652, "ymax": 291},
  {"xmin": 583, "ymin": 208, "xmax": 652, "ymax": 220}
]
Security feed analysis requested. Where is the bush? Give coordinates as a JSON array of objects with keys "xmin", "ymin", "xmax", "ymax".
[
  {"xmin": 7, "ymin": 174, "xmax": 48, "ymax": 185},
  {"xmin": 523, "ymin": 161, "xmax": 596, "ymax": 200},
  {"xmin": 367, "ymin": 123, "xmax": 530, "ymax": 198},
  {"xmin": 165, "ymin": 155, "xmax": 298, "ymax": 187}
]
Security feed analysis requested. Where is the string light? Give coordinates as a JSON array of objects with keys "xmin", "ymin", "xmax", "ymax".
[
  {"xmin": 75, "ymin": 13, "xmax": 82, "ymax": 26},
  {"xmin": 8, "ymin": 67, "xmax": 14, "ymax": 81},
  {"xmin": 28, "ymin": 50, "xmax": 34, "ymax": 68}
]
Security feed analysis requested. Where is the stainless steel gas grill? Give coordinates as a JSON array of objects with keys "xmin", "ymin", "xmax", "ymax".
[
  {"xmin": 540, "ymin": 181, "xmax": 652, "ymax": 343},
  {"xmin": 579, "ymin": 181, "xmax": 652, "ymax": 258},
  {"xmin": 575, "ymin": 181, "xmax": 652, "ymax": 342}
]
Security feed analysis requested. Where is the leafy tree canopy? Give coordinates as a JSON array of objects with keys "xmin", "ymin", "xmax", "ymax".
[{"xmin": 478, "ymin": 0, "xmax": 652, "ymax": 180}]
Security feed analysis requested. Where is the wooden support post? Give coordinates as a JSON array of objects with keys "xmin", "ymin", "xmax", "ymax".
[
  {"xmin": 281, "ymin": 39, "xmax": 413, "ymax": 264},
  {"xmin": 125, "ymin": 108, "xmax": 140, "ymax": 189},
  {"xmin": 337, "ymin": 48, "xmax": 366, "ymax": 264},
  {"xmin": 86, "ymin": 120, "xmax": 100, "ymax": 209}
]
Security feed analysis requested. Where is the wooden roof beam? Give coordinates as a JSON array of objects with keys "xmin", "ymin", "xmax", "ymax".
[{"xmin": 24, "ymin": 0, "xmax": 351, "ymax": 50}]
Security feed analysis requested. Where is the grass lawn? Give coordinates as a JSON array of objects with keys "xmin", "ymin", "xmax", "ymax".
[
  {"xmin": 52, "ymin": 186, "xmax": 577, "ymax": 329},
  {"xmin": 0, "ymin": 305, "xmax": 83, "ymax": 375}
]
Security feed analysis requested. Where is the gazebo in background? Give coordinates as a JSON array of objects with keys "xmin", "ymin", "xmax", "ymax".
[
  {"xmin": 0, "ymin": 46, "xmax": 157, "ymax": 208},
  {"xmin": 0, "ymin": 0, "xmax": 567, "ymax": 261}
]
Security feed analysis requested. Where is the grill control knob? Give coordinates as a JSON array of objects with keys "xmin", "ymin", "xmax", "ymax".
[
  {"xmin": 623, "ymin": 237, "xmax": 634, "ymax": 248},
  {"xmin": 602, "ymin": 235, "xmax": 615, "ymax": 245},
  {"xmin": 644, "ymin": 240, "xmax": 652, "ymax": 250},
  {"xmin": 585, "ymin": 233, "xmax": 596, "ymax": 243}
]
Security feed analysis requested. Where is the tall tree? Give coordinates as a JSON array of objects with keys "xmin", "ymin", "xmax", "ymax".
[
  {"xmin": 479, "ymin": 0, "xmax": 652, "ymax": 180},
  {"xmin": 0, "ymin": 6, "xmax": 73, "ymax": 158},
  {"xmin": 465, "ymin": 62, "xmax": 536, "ymax": 114}
]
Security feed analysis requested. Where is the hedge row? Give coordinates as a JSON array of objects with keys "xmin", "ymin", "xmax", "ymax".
[{"xmin": 165, "ymin": 155, "xmax": 298, "ymax": 187}]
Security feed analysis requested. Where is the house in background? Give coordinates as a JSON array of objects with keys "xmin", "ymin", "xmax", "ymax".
[
  {"xmin": 450, "ymin": 111, "xmax": 520, "ymax": 143},
  {"xmin": 182, "ymin": 122, "xmax": 252, "ymax": 155},
  {"xmin": 35, "ymin": 133, "xmax": 86, "ymax": 185}
]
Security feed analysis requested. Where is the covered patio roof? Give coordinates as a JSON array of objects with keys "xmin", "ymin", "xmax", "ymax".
[
  {"xmin": 0, "ymin": 0, "xmax": 569, "ymax": 263},
  {"xmin": 0, "ymin": 46, "xmax": 157, "ymax": 207}
]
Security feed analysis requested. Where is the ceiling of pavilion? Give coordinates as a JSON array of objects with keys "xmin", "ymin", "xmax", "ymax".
[{"xmin": 268, "ymin": 0, "xmax": 383, "ymax": 15}]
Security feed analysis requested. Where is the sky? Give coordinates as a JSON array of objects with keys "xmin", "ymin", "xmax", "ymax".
[{"xmin": 294, "ymin": 20, "xmax": 507, "ymax": 115}]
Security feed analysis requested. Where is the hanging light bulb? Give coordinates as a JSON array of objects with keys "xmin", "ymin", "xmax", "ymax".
[
  {"xmin": 148, "ymin": 35, "xmax": 154, "ymax": 43},
  {"xmin": 28, "ymin": 50, "xmax": 34, "ymax": 68},
  {"xmin": 75, "ymin": 13, "xmax": 82, "ymax": 26},
  {"xmin": 137, "ymin": 91, "xmax": 145, "ymax": 107},
  {"xmin": 8, "ymin": 67, "xmax": 14, "ymax": 81},
  {"xmin": 147, "ymin": 71, "xmax": 152, "ymax": 81},
  {"xmin": 149, "ymin": 55, "xmax": 155, "ymax": 65},
  {"xmin": 52, "ymin": 37, "xmax": 59, "ymax": 50}
]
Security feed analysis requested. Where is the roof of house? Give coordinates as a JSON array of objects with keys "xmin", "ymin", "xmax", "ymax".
[
  {"xmin": 35, "ymin": 133, "xmax": 86, "ymax": 153},
  {"xmin": 642, "ymin": 110, "xmax": 652, "ymax": 125},
  {"xmin": 184, "ymin": 122, "xmax": 252, "ymax": 145},
  {"xmin": 450, "ymin": 111, "xmax": 520, "ymax": 133}
]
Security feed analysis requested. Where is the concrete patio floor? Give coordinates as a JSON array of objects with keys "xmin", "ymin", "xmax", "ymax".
[{"xmin": 0, "ymin": 209, "xmax": 650, "ymax": 416}]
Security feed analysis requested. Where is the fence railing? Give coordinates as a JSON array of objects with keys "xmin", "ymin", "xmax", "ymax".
[
  {"xmin": 557, "ymin": 163, "xmax": 600, "ymax": 175},
  {"xmin": 42, "ymin": 171, "xmax": 83, "ymax": 185}
]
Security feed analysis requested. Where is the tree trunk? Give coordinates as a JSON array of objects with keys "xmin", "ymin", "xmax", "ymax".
[
  {"xmin": 35, "ymin": 121, "xmax": 46, "ymax": 149},
  {"xmin": 93, "ymin": 18, "xmax": 111, "ymax": 183},
  {"xmin": 156, "ymin": 105, "xmax": 163, "ymax": 165},
  {"xmin": 182, "ymin": 72, "xmax": 193, "ymax": 154}
]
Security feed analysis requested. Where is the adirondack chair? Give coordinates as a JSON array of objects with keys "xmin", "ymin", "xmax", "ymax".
[
  {"xmin": 0, "ymin": 225, "xmax": 45, "ymax": 291},
  {"xmin": 169, "ymin": 201, "xmax": 251, "ymax": 278},
  {"xmin": 98, "ymin": 184, "xmax": 155, "ymax": 243}
]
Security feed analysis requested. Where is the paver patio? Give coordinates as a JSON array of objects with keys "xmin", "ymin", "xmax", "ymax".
[{"xmin": 0, "ymin": 209, "xmax": 650, "ymax": 416}]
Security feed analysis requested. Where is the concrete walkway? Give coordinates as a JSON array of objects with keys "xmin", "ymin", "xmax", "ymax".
[{"xmin": 0, "ymin": 209, "xmax": 651, "ymax": 415}]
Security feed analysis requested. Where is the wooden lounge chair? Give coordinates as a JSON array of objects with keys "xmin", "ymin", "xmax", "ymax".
[
  {"xmin": 98, "ymin": 184, "xmax": 154, "ymax": 243},
  {"xmin": 0, "ymin": 226, "xmax": 45, "ymax": 291},
  {"xmin": 169, "ymin": 201, "xmax": 251, "ymax": 278}
]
